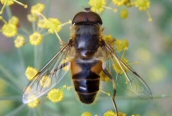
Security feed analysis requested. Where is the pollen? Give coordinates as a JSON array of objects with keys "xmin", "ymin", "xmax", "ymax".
[
  {"xmin": 31, "ymin": 3, "xmax": 45, "ymax": 15},
  {"xmin": 29, "ymin": 32, "xmax": 43, "ymax": 46},
  {"xmin": 40, "ymin": 75, "xmax": 52, "ymax": 88},
  {"xmin": 81, "ymin": 112, "xmax": 93, "ymax": 116},
  {"xmin": 47, "ymin": 88, "xmax": 65, "ymax": 103},
  {"xmin": 14, "ymin": 35, "xmax": 25, "ymax": 48},
  {"xmin": 1, "ymin": 23, "xmax": 18, "ymax": 37},
  {"xmin": 104, "ymin": 110, "xmax": 126, "ymax": 116},
  {"xmin": 89, "ymin": 0, "xmax": 106, "ymax": 14},
  {"xmin": 27, "ymin": 95, "xmax": 40, "ymax": 108},
  {"xmin": 115, "ymin": 39, "xmax": 129, "ymax": 52},
  {"xmin": 112, "ymin": 0, "xmax": 127, "ymax": 6},
  {"xmin": 0, "ymin": 0, "xmax": 27, "ymax": 14},
  {"xmin": 120, "ymin": 9, "xmax": 129, "ymax": 19},
  {"xmin": 9, "ymin": 16, "xmax": 19, "ymax": 26},
  {"xmin": 25, "ymin": 66, "xmax": 38, "ymax": 80}
]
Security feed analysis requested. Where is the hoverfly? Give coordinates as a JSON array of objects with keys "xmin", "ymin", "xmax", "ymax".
[{"xmin": 23, "ymin": 8, "xmax": 152, "ymax": 115}]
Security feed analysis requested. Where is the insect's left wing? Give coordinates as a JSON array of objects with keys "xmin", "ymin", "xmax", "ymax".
[
  {"xmin": 104, "ymin": 43, "xmax": 152, "ymax": 99},
  {"xmin": 23, "ymin": 42, "xmax": 73, "ymax": 104}
]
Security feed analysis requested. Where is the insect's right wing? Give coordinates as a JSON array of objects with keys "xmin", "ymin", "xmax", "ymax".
[
  {"xmin": 101, "ymin": 42, "xmax": 152, "ymax": 99},
  {"xmin": 23, "ymin": 41, "xmax": 73, "ymax": 104}
]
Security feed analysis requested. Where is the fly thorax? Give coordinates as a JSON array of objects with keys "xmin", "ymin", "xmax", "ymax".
[{"xmin": 74, "ymin": 25, "xmax": 100, "ymax": 58}]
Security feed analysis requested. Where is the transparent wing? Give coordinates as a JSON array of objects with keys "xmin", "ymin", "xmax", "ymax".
[
  {"xmin": 103, "ymin": 43, "xmax": 152, "ymax": 99},
  {"xmin": 23, "ymin": 42, "xmax": 73, "ymax": 103}
]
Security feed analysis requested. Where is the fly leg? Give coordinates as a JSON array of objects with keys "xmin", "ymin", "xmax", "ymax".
[{"xmin": 103, "ymin": 68, "xmax": 119, "ymax": 116}]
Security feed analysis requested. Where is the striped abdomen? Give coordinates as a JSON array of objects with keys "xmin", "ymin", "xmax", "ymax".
[{"xmin": 71, "ymin": 59, "xmax": 102, "ymax": 104}]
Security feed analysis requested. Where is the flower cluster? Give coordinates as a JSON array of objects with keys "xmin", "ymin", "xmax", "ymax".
[{"xmin": 89, "ymin": 0, "xmax": 152, "ymax": 21}]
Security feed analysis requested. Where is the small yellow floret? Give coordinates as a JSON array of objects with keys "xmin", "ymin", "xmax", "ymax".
[
  {"xmin": 14, "ymin": 35, "xmax": 25, "ymax": 48},
  {"xmin": 25, "ymin": 66, "xmax": 38, "ymax": 80},
  {"xmin": 37, "ymin": 19, "xmax": 49, "ymax": 28},
  {"xmin": 104, "ymin": 110, "xmax": 126, "ymax": 116},
  {"xmin": 27, "ymin": 14, "xmax": 38, "ymax": 22},
  {"xmin": 9, "ymin": 16, "xmax": 19, "ymax": 26},
  {"xmin": 135, "ymin": 0, "xmax": 150, "ymax": 10},
  {"xmin": 29, "ymin": 32, "xmax": 43, "ymax": 46},
  {"xmin": 112, "ymin": 0, "xmax": 127, "ymax": 6},
  {"xmin": 1, "ymin": 23, "xmax": 18, "ymax": 37},
  {"xmin": 31, "ymin": 3, "xmax": 45, "ymax": 15},
  {"xmin": 89, "ymin": 0, "xmax": 106, "ymax": 14},
  {"xmin": 115, "ymin": 39, "xmax": 129, "ymax": 52},
  {"xmin": 81, "ymin": 112, "xmax": 93, "ymax": 116},
  {"xmin": 103, "ymin": 35, "xmax": 115, "ymax": 47},
  {"xmin": 40, "ymin": 75, "xmax": 52, "ymax": 88},
  {"xmin": 47, "ymin": 18, "xmax": 62, "ymax": 33},
  {"xmin": 47, "ymin": 88, "xmax": 64, "ymax": 103},
  {"xmin": 120, "ymin": 9, "xmax": 129, "ymax": 19},
  {"xmin": 113, "ymin": 58, "xmax": 129, "ymax": 74},
  {"xmin": 100, "ymin": 71, "xmax": 111, "ymax": 82},
  {"xmin": 132, "ymin": 114, "xmax": 140, "ymax": 116},
  {"xmin": 27, "ymin": 95, "xmax": 40, "ymax": 108}
]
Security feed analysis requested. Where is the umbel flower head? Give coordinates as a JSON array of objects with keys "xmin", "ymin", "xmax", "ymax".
[{"xmin": 47, "ymin": 85, "xmax": 66, "ymax": 103}]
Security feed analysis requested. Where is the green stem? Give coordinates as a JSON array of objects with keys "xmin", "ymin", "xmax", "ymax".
[
  {"xmin": 45, "ymin": 0, "xmax": 51, "ymax": 17},
  {"xmin": 0, "ymin": 64, "xmax": 24, "ymax": 91},
  {"xmin": 34, "ymin": 46, "xmax": 39, "ymax": 68},
  {"xmin": 6, "ymin": 5, "xmax": 12, "ymax": 19},
  {"xmin": 5, "ymin": 104, "xmax": 26, "ymax": 116},
  {"xmin": 20, "ymin": 27, "xmax": 30, "ymax": 36},
  {"xmin": 0, "ymin": 96, "xmax": 21, "ymax": 101},
  {"xmin": 17, "ymin": 49, "xmax": 26, "ymax": 70}
]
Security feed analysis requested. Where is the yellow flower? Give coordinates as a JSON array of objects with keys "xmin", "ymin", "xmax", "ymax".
[
  {"xmin": 120, "ymin": 9, "xmax": 129, "ymax": 19},
  {"xmin": 40, "ymin": 75, "xmax": 52, "ymax": 88},
  {"xmin": 27, "ymin": 14, "xmax": 38, "ymax": 22},
  {"xmin": 31, "ymin": 3, "xmax": 45, "ymax": 15},
  {"xmin": 27, "ymin": 95, "xmax": 40, "ymax": 108},
  {"xmin": 47, "ymin": 18, "xmax": 62, "ymax": 34},
  {"xmin": 81, "ymin": 112, "xmax": 93, "ymax": 116},
  {"xmin": 89, "ymin": 0, "xmax": 106, "ymax": 14},
  {"xmin": 124, "ymin": 0, "xmax": 134, "ymax": 7},
  {"xmin": 103, "ymin": 35, "xmax": 115, "ymax": 47},
  {"xmin": 135, "ymin": 0, "xmax": 150, "ymax": 10},
  {"xmin": 100, "ymin": 71, "xmax": 111, "ymax": 82},
  {"xmin": 115, "ymin": 39, "xmax": 129, "ymax": 52},
  {"xmin": 47, "ymin": 87, "xmax": 65, "ymax": 103},
  {"xmin": 9, "ymin": 16, "xmax": 19, "ymax": 26},
  {"xmin": 29, "ymin": 32, "xmax": 43, "ymax": 46},
  {"xmin": 132, "ymin": 114, "xmax": 140, "ymax": 116},
  {"xmin": 112, "ymin": 58, "xmax": 129, "ymax": 75},
  {"xmin": 25, "ymin": 66, "xmax": 38, "ymax": 80},
  {"xmin": 112, "ymin": 0, "xmax": 127, "ymax": 6},
  {"xmin": 37, "ymin": 19, "xmax": 49, "ymax": 28},
  {"xmin": 104, "ymin": 110, "xmax": 126, "ymax": 116},
  {"xmin": 0, "ymin": 0, "xmax": 27, "ymax": 14},
  {"xmin": 1, "ymin": 23, "xmax": 18, "ymax": 37},
  {"xmin": 14, "ymin": 35, "xmax": 25, "ymax": 48}
]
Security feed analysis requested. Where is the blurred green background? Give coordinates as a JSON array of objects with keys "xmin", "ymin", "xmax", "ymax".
[{"xmin": 0, "ymin": 0, "xmax": 172, "ymax": 116}]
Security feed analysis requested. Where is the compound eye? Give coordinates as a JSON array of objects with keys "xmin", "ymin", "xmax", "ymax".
[
  {"xmin": 87, "ymin": 12, "xmax": 102, "ymax": 24},
  {"xmin": 72, "ymin": 12, "xmax": 87, "ymax": 24}
]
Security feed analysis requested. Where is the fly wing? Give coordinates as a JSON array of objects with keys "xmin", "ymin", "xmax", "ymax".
[
  {"xmin": 23, "ymin": 42, "xmax": 73, "ymax": 103},
  {"xmin": 103, "ymin": 42, "xmax": 152, "ymax": 99}
]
